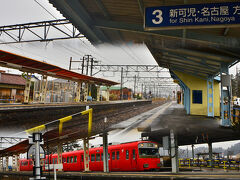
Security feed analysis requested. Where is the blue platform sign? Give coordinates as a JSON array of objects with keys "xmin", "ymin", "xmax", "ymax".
[{"xmin": 145, "ymin": 2, "xmax": 240, "ymax": 30}]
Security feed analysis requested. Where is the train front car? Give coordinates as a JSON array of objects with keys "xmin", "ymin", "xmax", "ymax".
[{"xmin": 137, "ymin": 141, "xmax": 161, "ymax": 171}]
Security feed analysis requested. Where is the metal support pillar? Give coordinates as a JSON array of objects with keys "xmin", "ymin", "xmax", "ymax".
[
  {"xmin": 103, "ymin": 132, "xmax": 109, "ymax": 172},
  {"xmin": 76, "ymin": 82, "xmax": 82, "ymax": 102},
  {"xmin": 0, "ymin": 157, "xmax": 3, "ymax": 171},
  {"xmin": 207, "ymin": 77, "xmax": 214, "ymax": 117},
  {"xmin": 106, "ymin": 86, "xmax": 110, "ymax": 101},
  {"xmin": 16, "ymin": 154, "xmax": 20, "ymax": 172},
  {"xmin": 12, "ymin": 155, "xmax": 18, "ymax": 171},
  {"xmin": 191, "ymin": 144, "xmax": 194, "ymax": 159},
  {"xmin": 57, "ymin": 143, "xmax": 62, "ymax": 171},
  {"xmin": 97, "ymin": 86, "xmax": 100, "ymax": 101},
  {"xmin": 171, "ymin": 71, "xmax": 190, "ymax": 114},
  {"xmin": 6, "ymin": 156, "xmax": 9, "ymax": 171},
  {"xmin": 170, "ymin": 129, "xmax": 179, "ymax": 173},
  {"xmin": 31, "ymin": 133, "xmax": 44, "ymax": 180},
  {"xmin": 23, "ymin": 73, "xmax": 32, "ymax": 103},
  {"xmin": 84, "ymin": 83, "xmax": 89, "ymax": 102},
  {"xmin": 120, "ymin": 67, "xmax": 123, "ymax": 100},
  {"xmin": 181, "ymin": 89, "xmax": 183, "ymax": 104},
  {"xmin": 221, "ymin": 64, "xmax": 232, "ymax": 126},
  {"xmin": 39, "ymin": 75, "xmax": 48, "ymax": 103},
  {"xmin": 185, "ymin": 87, "xmax": 190, "ymax": 114},
  {"xmin": 83, "ymin": 138, "xmax": 90, "ymax": 172},
  {"xmin": 208, "ymin": 142, "xmax": 213, "ymax": 168}
]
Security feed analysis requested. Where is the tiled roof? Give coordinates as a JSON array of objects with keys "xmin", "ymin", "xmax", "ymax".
[{"xmin": 0, "ymin": 73, "xmax": 26, "ymax": 86}]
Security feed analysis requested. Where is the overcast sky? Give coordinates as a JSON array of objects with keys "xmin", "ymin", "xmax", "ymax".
[{"xmin": 0, "ymin": 0, "xmax": 157, "ymax": 78}]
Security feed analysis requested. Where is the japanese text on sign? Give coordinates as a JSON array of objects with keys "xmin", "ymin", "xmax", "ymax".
[{"xmin": 145, "ymin": 2, "xmax": 240, "ymax": 29}]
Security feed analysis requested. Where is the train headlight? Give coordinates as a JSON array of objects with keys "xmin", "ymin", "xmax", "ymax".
[
  {"xmin": 140, "ymin": 143, "xmax": 144, "ymax": 147},
  {"xmin": 154, "ymin": 144, "xmax": 158, "ymax": 148},
  {"xmin": 143, "ymin": 163, "xmax": 149, "ymax": 168}
]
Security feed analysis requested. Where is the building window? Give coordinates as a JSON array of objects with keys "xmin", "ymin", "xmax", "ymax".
[{"xmin": 192, "ymin": 90, "xmax": 202, "ymax": 104}]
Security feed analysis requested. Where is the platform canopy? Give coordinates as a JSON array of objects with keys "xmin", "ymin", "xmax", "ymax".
[
  {"xmin": 0, "ymin": 49, "xmax": 118, "ymax": 86},
  {"xmin": 49, "ymin": 0, "xmax": 240, "ymax": 78}
]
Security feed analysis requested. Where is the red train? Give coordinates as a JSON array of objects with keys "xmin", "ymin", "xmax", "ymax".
[{"xmin": 19, "ymin": 141, "xmax": 161, "ymax": 171}]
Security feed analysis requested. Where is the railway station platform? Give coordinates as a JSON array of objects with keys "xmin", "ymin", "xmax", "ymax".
[
  {"xmin": 143, "ymin": 102, "xmax": 240, "ymax": 145},
  {"xmin": 0, "ymin": 100, "xmax": 152, "ymax": 133},
  {"xmin": 0, "ymin": 170, "xmax": 240, "ymax": 180}
]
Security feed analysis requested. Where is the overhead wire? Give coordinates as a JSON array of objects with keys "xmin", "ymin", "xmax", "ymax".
[
  {"xmin": 34, "ymin": 0, "xmax": 115, "ymax": 65},
  {"xmin": 118, "ymin": 45, "xmax": 142, "ymax": 64}
]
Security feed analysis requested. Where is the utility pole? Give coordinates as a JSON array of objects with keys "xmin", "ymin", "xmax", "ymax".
[
  {"xmin": 86, "ymin": 55, "xmax": 90, "ymax": 75},
  {"xmin": 81, "ymin": 57, "xmax": 85, "ymax": 74},
  {"xmin": 154, "ymin": 83, "xmax": 156, "ymax": 99},
  {"xmin": 133, "ymin": 75, "xmax": 136, "ymax": 99},
  {"xmin": 69, "ymin": 57, "xmax": 72, "ymax": 70},
  {"xmin": 144, "ymin": 85, "xmax": 146, "ymax": 99},
  {"xmin": 120, "ymin": 67, "xmax": 123, "ymax": 100},
  {"xmin": 90, "ymin": 57, "xmax": 94, "ymax": 76},
  {"xmin": 89, "ymin": 56, "xmax": 94, "ymax": 97}
]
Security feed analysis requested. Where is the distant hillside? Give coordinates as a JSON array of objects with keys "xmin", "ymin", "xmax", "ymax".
[
  {"xmin": 179, "ymin": 142, "xmax": 240, "ymax": 158},
  {"xmin": 224, "ymin": 142, "xmax": 240, "ymax": 155}
]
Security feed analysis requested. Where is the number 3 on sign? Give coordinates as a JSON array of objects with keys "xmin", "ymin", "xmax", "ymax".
[{"xmin": 152, "ymin": 9, "xmax": 163, "ymax": 24}]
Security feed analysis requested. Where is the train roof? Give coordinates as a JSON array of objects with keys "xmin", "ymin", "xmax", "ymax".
[{"xmin": 56, "ymin": 140, "xmax": 158, "ymax": 156}]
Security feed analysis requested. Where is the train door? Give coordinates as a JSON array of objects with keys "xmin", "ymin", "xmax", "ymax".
[
  {"xmin": 80, "ymin": 154, "xmax": 84, "ymax": 171},
  {"xmin": 131, "ymin": 149, "xmax": 137, "ymax": 170},
  {"xmin": 111, "ymin": 150, "xmax": 120, "ymax": 170}
]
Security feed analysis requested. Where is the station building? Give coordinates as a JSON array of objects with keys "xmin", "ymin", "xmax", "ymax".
[{"xmin": 0, "ymin": 71, "xmax": 26, "ymax": 102}]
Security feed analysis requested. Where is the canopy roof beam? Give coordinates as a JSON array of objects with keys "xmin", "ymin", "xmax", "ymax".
[{"xmin": 94, "ymin": 18, "xmax": 240, "ymax": 48}]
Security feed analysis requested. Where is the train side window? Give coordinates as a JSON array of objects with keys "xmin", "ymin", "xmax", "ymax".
[
  {"xmin": 116, "ymin": 151, "xmax": 120, "ymax": 160},
  {"xmin": 29, "ymin": 160, "xmax": 33, "ymax": 166},
  {"xmin": 22, "ymin": 161, "xmax": 28, "ymax": 166},
  {"xmin": 74, "ymin": 156, "xmax": 77, "ymax": 163},
  {"xmin": 91, "ymin": 154, "xmax": 95, "ymax": 162},
  {"xmin": 101, "ymin": 153, "xmax": 103, "ymax": 161},
  {"xmin": 132, "ymin": 149, "xmax": 136, "ymax": 160},
  {"xmin": 67, "ymin": 157, "xmax": 70, "ymax": 163},
  {"xmin": 108, "ymin": 153, "xmax": 110, "ymax": 160},
  {"xmin": 81, "ymin": 155, "xmax": 84, "ymax": 162},
  {"xmin": 112, "ymin": 152, "xmax": 115, "ymax": 160},
  {"xmin": 96, "ymin": 153, "xmax": 100, "ymax": 161},
  {"xmin": 71, "ymin": 156, "xmax": 74, "ymax": 163},
  {"xmin": 126, "ymin": 150, "xmax": 129, "ymax": 160},
  {"xmin": 63, "ymin": 157, "xmax": 66, "ymax": 163}
]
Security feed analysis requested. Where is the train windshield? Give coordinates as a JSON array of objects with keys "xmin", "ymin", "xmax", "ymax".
[{"xmin": 139, "ymin": 148, "xmax": 159, "ymax": 158}]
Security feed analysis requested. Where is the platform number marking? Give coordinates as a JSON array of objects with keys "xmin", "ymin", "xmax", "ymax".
[{"xmin": 152, "ymin": 9, "xmax": 163, "ymax": 24}]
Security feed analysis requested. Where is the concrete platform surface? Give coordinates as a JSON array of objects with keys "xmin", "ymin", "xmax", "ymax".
[
  {"xmin": 142, "ymin": 102, "xmax": 240, "ymax": 145},
  {"xmin": 1, "ymin": 170, "xmax": 240, "ymax": 179}
]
